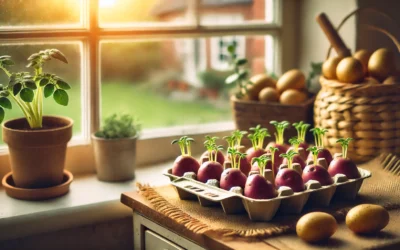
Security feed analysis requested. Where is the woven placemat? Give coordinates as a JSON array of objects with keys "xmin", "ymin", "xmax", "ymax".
[{"xmin": 137, "ymin": 156, "xmax": 400, "ymax": 238}]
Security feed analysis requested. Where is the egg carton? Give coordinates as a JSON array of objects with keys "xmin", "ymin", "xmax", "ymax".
[{"xmin": 163, "ymin": 167, "xmax": 371, "ymax": 221}]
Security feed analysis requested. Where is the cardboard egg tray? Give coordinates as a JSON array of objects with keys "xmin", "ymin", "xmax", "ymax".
[{"xmin": 163, "ymin": 167, "xmax": 371, "ymax": 221}]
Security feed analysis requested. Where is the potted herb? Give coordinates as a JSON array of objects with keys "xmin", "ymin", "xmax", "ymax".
[
  {"xmin": 0, "ymin": 49, "xmax": 73, "ymax": 189},
  {"xmin": 92, "ymin": 114, "xmax": 141, "ymax": 182}
]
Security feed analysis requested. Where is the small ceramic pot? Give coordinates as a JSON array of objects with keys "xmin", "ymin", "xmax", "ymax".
[
  {"xmin": 2, "ymin": 116, "xmax": 73, "ymax": 188},
  {"xmin": 91, "ymin": 134, "xmax": 137, "ymax": 182}
]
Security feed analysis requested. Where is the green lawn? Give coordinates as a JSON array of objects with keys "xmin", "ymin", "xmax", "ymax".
[
  {"xmin": 0, "ymin": 83, "xmax": 231, "ymax": 143},
  {"xmin": 101, "ymin": 83, "xmax": 231, "ymax": 128}
]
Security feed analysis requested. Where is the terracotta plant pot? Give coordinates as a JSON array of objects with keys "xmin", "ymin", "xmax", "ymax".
[
  {"xmin": 2, "ymin": 116, "xmax": 73, "ymax": 189},
  {"xmin": 91, "ymin": 134, "xmax": 137, "ymax": 182}
]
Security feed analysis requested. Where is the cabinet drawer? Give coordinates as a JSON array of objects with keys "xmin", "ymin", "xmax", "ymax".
[{"xmin": 145, "ymin": 230, "xmax": 185, "ymax": 250}]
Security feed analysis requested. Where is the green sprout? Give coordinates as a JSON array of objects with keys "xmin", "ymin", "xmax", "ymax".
[
  {"xmin": 268, "ymin": 146, "xmax": 279, "ymax": 172},
  {"xmin": 204, "ymin": 135, "xmax": 223, "ymax": 162},
  {"xmin": 306, "ymin": 146, "xmax": 324, "ymax": 164},
  {"xmin": 224, "ymin": 43, "xmax": 252, "ymax": 99},
  {"xmin": 232, "ymin": 130, "xmax": 247, "ymax": 147},
  {"xmin": 0, "ymin": 49, "xmax": 70, "ymax": 128},
  {"xmin": 336, "ymin": 138, "xmax": 353, "ymax": 159},
  {"xmin": 289, "ymin": 137, "xmax": 303, "ymax": 152},
  {"xmin": 270, "ymin": 121, "xmax": 290, "ymax": 145},
  {"xmin": 95, "ymin": 113, "xmax": 141, "ymax": 139},
  {"xmin": 223, "ymin": 135, "xmax": 236, "ymax": 150},
  {"xmin": 293, "ymin": 121, "xmax": 310, "ymax": 143},
  {"xmin": 279, "ymin": 150, "xmax": 298, "ymax": 169},
  {"xmin": 310, "ymin": 127, "xmax": 328, "ymax": 148},
  {"xmin": 171, "ymin": 136, "xmax": 195, "ymax": 156},
  {"xmin": 251, "ymin": 154, "xmax": 271, "ymax": 176},
  {"xmin": 227, "ymin": 147, "xmax": 247, "ymax": 170},
  {"xmin": 248, "ymin": 125, "xmax": 270, "ymax": 149}
]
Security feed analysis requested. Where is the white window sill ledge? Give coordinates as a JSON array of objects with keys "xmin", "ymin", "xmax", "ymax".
[{"xmin": 0, "ymin": 161, "xmax": 172, "ymax": 241}]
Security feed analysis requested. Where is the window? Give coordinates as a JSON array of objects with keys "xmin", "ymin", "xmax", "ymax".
[{"xmin": 0, "ymin": 0, "xmax": 285, "ymax": 151}]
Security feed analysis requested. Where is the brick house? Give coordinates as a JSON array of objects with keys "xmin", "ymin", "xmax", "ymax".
[{"xmin": 151, "ymin": 0, "xmax": 269, "ymax": 89}]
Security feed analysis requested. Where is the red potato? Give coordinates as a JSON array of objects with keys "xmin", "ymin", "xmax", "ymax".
[
  {"xmin": 275, "ymin": 168, "xmax": 305, "ymax": 192},
  {"xmin": 244, "ymin": 174, "xmax": 277, "ymax": 199},
  {"xmin": 220, "ymin": 168, "xmax": 247, "ymax": 191},
  {"xmin": 197, "ymin": 161, "xmax": 224, "ymax": 183},
  {"xmin": 307, "ymin": 148, "xmax": 333, "ymax": 166},
  {"xmin": 328, "ymin": 138, "xmax": 360, "ymax": 179},
  {"xmin": 201, "ymin": 150, "xmax": 225, "ymax": 166},
  {"xmin": 302, "ymin": 164, "xmax": 333, "ymax": 186},
  {"xmin": 328, "ymin": 158, "xmax": 360, "ymax": 179},
  {"xmin": 245, "ymin": 148, "xmax": 266, "ymax": 164},
  {"xmin": 172, "ymin": 155, "xmax": 200, "ymax": 177},
  {"xmin": 283, "ymin": 154, "xmax": 306, "ymax": 170}
]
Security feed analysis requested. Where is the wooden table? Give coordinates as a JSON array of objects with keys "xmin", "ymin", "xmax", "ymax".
[{"xmin": 121, "ymin": 188, "xmax": 400, "ymax": 250}]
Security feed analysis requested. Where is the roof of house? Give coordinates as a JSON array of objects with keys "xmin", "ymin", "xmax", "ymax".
[{"xmin": 151, "ymin": 0, "xmax": 253, "ymax": 16}]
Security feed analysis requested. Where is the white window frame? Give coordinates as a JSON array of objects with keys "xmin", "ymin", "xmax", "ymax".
[{"xmin": 0, "ymin": 0, "xmax": 295, "ymax": 169}]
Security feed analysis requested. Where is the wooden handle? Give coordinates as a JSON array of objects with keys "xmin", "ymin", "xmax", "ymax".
[{"xmin": 316, "ymin": 13, "xmax": 351, "ymax": 58}]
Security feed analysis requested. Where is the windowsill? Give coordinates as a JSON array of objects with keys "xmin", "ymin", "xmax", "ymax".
[{"xmin": 0, "ymin": 160, "xmax": 172, "ymax": 241}]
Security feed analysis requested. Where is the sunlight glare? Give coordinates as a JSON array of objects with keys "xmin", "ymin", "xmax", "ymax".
[{"xmin": 99, "ymin": 0, "xmax": 116, "ymax": 8}]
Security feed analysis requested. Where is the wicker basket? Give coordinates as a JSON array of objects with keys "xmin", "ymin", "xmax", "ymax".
[
  {"xmin": 314, "ymin": 77, "xmax": 400, "ymax": 162},
  {"xmin": 231, "ymin": 96, "xmax": 315, "ymax": 144}
]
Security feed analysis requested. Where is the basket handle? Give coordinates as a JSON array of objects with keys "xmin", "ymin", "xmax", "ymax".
[
  {"xmin": 316, "ymin": 13, "xmax": 351, "ymax": 58},
  {"xmin": 321, "ymin": 7, "xmax": 400, "ymax": 59}
]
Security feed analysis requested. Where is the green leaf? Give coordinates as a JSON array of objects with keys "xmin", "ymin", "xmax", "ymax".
[
  {"xmin": 238, "ymin": 70, "xmax": 248, "ymax": 80},
  {"xmin": 44, "ymin": 84, "xmax": 55, "ymax": 98},
  {"xmin": 50, "ymin": 49, "xmax": 68, "ymax": 64},
  {"xmin": 225, "ymin": 73, "xmax": 239, "ymax": 84},
  {"xmin": 20, "ymin": 88, "xmax": 34, "ymax": 102},
  {"xmin": 0, "ymin": 107, "xmax": 4, "ymax": 124},
  {"xmin": 26, "ymin": 61, "xmax": 37, "ymax": 68},
  {"xmin": 2, "ymin": 59, "xmax": 14, "ymax": 66},
  {"xmin": 53, "ymin": 89, "xmax": 69, "ymax": 106},
  {"xmin": 0, "ymin": 91, "xmax": 9, "ymax": 97},
  {"xmin": 227, "ymin": 44, "xmax": 235, "ymax": 54},
  {"xmin": 13, "ymin": 83, "xmax": 22, "ymax": 96},
  {"xmin": 39, "ymin": 78, "xmax": 49, "ymax": 87},
  {"xmin": 235, "ymin": 58, "xmax": 248, "ymax": 66},
  {"xmin": 24, "ymin": 80, "xmax": 37, "ymax": 90},
  {"xmin": 0, "ymin": 97, "xmax": 12, "ymax": 109},
  {"xmin": 56, "ymin": 80, "xmax": 71, "ymax": 90}
]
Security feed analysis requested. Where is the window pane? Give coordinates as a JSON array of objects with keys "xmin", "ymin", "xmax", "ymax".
[
  {"xmin": 100, "ymin": 36, "xmax": 274, "ymax": 131},
  {"xmin": 0, "ymin": 0, "xmax": 82, "ymax": 27},
  {"xmin": 99, "ymin": 0, "xmax": 191, "ymax": 27},
  {"xmin": 0, "ymin": 42, "xmax": 82, "ymax": 142},
  {"xmin": 200, "ymin": 0, "xmax": 274, "ymax": 25}
]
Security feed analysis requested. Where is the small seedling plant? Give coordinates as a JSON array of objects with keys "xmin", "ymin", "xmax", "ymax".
[
  {"xmin": 95, "ymin": 114, "xmax": 141, "ymax": 139},
  {"xmin": 0, "ymin": 49, "xmax": 71, "ymax": 128},
  {"xmin": 310, "ymin": 127, "xmax": 328, "ymax": 148},
  {"xmin": 307, "ymin": 146, "xmax": 324, "ymax": 164},
  {"xmin": 279, "ymin": 150, "xmax": 298, "ymax": 169},
  {"xmin": 223, "ymin": 129, "xmax": 247, "ymax": 152},
  {"xmin": 293, "ymin": 121, "xmax": 310, "ymax": 143},
  {"xmin": 336, "ymin": 138, "xmax": 353, "ymax": 159},
  {"xmin": 248, "ymin": 125, "xmax": 270, "ymax": 150},
  {"xmin": 251, "ymin": 154, "xmax": 271, "ymax": 176},
  {"xmin": 270, "ymin": 121, "xmax": 290, "ymax": 145},
  {"xmin": 289, "ymin": 137, "xmax": 303, "ymax": 153},
  {"xmin": 224, "ymin": 43, "xmax": 252, "ymax": 99},
  {"xmin": 171, "ymin": 136, "xmax": 195, "ymax": 157},
  {"xmin": 204, "ymin": 136, "xmax": 223, "ymax": 162},
  {"xmin": 227, "ymin": 147, "xmax": 247, "ymax": 170}
]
